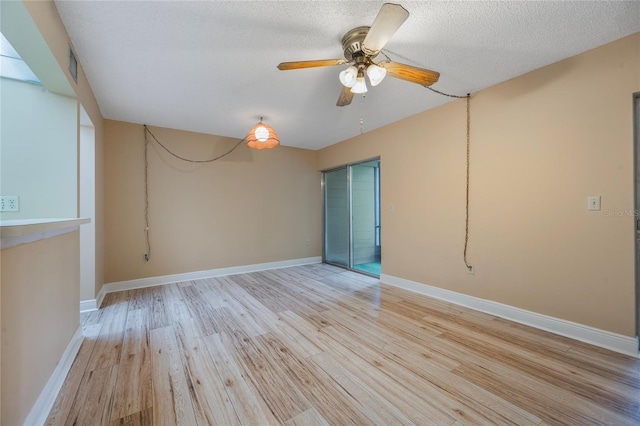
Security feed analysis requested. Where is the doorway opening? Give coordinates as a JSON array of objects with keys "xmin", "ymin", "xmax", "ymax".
[
  {"xmin": 79, "ymin": 105, "xmax": 96, "ymax": 310},
  {"xmin": 323, "ymin": 158, "xmax": 381, "ymax": 277}
]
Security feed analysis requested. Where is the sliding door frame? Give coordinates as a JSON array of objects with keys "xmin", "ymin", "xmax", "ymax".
[
  {"xmin": 322, "ymin": 156, "xmax": 381, "ymax": 276},
  {"xmin": 633, "ymin": 91, "xmax": 640, "ymax": 350}
]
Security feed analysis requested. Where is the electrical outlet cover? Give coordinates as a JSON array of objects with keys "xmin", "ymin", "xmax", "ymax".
[{"xmin": 0, "ymin": 196, "xmax": 19, "ymax": 212}]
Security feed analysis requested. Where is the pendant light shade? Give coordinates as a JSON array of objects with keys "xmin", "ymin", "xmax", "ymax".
[{"xmin": 246, "ymin": 119, "xmax": 280, "ymax": 149}]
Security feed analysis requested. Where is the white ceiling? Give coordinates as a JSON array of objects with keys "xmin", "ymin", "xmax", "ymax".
[{"xmin": 54, "ymin": 1, "xmax": 640, "ymax": 150}]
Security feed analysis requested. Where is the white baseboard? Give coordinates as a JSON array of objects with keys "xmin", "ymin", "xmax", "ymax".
[
  {"xmin": 79, "ymin": 298, "xmax": 97, "ymax": 313},
  {"xmin": 103, "ymin": 256, "xmax": 323, "ymax": 295},
  {"xmin": 380, "ymin": 273, "xmax": 639, "ymax": 358},
  {"xmin": 96, "ymin": 285, "xmax": 106, "ymax": 309},
  {"xmin": 24, "ymin": 325, "xmax": 84, "ymax": 425}
]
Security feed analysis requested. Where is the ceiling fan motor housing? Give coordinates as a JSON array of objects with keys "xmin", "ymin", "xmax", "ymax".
[{"xmin": 341, "ymin": 26, "xmax": 371, "ymax": 61}]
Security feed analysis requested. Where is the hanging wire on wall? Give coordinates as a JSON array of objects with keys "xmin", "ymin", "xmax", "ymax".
[
  {"xmin": 380, "ymin": 49, "xmax": 474, "ymax": 270},
  {"xmin": 424, "ymin": 92, "xmax": 472, "ymax": 271},
  {"xmin": 143, "ymin": 128, "xmax": 151, "ymax": 261},
  {"xmin": 463, "ymin": 95, "xmax": 472, "ymax": 271},
  {"xmin": 142, "ymin": 125, "xmax": 246, "ymax": 262}
]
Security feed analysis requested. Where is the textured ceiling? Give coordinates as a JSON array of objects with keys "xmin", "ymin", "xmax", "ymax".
[{"xmin": 54, "ymin": 1, "xmax": 640, "ymax": 150}]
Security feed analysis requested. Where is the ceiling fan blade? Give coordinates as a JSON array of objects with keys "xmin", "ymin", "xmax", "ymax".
[
  {"xmin": 277, "ymin": 59, "xmax": 347, "ymax": 70},
  {"xmin": 379, "ymin": 61, "xmax": 440, "ymax": 86},
  {"xmin": 362, "ymin": 3, "xmax": 409, "ymax": 56},
  {"xmin": 336, "ymin": 86, "xmax": 354, "ymax": 107}
]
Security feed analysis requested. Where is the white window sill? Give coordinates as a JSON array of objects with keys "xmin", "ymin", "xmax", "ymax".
[{"xmin": 0, "ymin": 218, "xmax": 90, "ymax": 250}]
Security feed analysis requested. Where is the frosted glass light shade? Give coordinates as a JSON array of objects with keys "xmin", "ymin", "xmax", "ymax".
[
  {"xmin": 247, "ymin": 121, "xmax": 279, "ymax": 149},
  {"xmin": 254, "ymin": 125, "xmax": 269, "ymax": 141},
  {"xmin": 350, "ymin": 76, "xmax": 368, "ymax": 94},
  {"xmin": 366, "ymin": 64, "xmax": 386, "ymax": 86},
  {"xmin": 339, "ymin": 66, "xmax": 358, "ymax": 88}
]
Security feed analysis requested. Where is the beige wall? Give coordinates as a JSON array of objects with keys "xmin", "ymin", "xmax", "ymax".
[
  {"xmin": 104, "ymin": 121, "xmax": 322, "ymax": 283},
  {"xmin": 1, "ymin": 231, "xmax": 80, "ymax": 425},
  {"xmin": 319, "ymin": 33, "xmax": 640, "ymax": 337}
]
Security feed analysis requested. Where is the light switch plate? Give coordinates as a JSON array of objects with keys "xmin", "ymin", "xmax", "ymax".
[{"xmin": 587, "ymin": 196, "xmax": 601, "ymax": 211}]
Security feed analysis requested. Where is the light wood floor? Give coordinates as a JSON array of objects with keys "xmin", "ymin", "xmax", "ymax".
[{"xmin": 46, "ymin": 264, "xmax": 640, "ymax": 425}]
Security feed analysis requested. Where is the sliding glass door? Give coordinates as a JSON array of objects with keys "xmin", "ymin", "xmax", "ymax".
[{"xmin": 323, "ymin": 159, "xmax": 381, "ymax": 276}]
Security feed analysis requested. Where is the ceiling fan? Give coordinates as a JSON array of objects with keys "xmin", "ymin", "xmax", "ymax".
[{"xmin": 277, "ymin": 3, "xmax": 440, "ymax": 107}]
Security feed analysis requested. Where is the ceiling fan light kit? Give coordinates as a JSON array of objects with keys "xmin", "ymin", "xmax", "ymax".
[{"xmin": 277, "ymin": 3, "xmax": 440, "ymax": 107}]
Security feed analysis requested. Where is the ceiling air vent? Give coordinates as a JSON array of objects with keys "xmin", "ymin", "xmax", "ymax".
[{"xmin": 68, "ymin": 45, "xmax": 77, "ymax": 83}]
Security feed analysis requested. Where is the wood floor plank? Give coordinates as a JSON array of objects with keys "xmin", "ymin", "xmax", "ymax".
[
  {"xmin": 224, "ymin": 274, "xmax": 293, "ymax": 314},
  {"xmin": 178, "ymin": 285, "xmax": 220, "ymax": 336},
  {"xmin": 247, "ymin": 271, "xmax": 327, "ymax": 315},
  {"xmin": 205, "ymin": 278, "xmax": 269, "ymax": 337},
  {"xmin": 109, "ymin": 407, "xmax": 153, "ymax": 426},
  {"xmin": 109, "ymin": 308, "xmax": 152, "ymax": 422},
  {"xmin": 277, "ymin": 268, "xmax": 359, "ymax": 307},
  {"xmin": 64, "ymin": 365, "xmax": 118, "ymax": 426},
  {"xmin": 149, "ymin": 326, "xmax": 198, "ymax": 425},
  {"xmin": 220, "ymin": 330, "xmax": 313, "ymax": 423},
  {"xmin": 321, "ymin": 306, "xmax": 461, "ymax": 370},
  {"xmin": 191, "ymin": 279, "xmax": 229, "ymax": 310},
  {"xmin": 284, "ymin": 407, "xmax": 330, "ymax": 426},
  {"xmin": 310, "ymin": 351, "xmax": 419, "ymax": 425},
  {"xmin": 127, "ymin": 288, "xmax": 154, "ymax": 312},
  {"xmin": 163, "ymin": 283, "xmax": 195, "ymax": 325},
  {"xmin": 563, "ymin": 342, "xmax": 640, "ymax": 387},
  {"xmin": 86, "ymin": 291, "xmax": 129, "ymax": 371},
  {"xmin": 272, "ymin": 312, "xmax": 323, "ymax": 358},
  {"xmin": 255, "ymin": 332, "xmax": 376, "ymax": 425},
  {"xmin": 215, "ymin": 275, "xmax": 280, "ymax": 327},
  {"xmin": 149, "ymin": 286, "xmax": 171, "ymax": 330},
  {"xmin": 203, "ymin": 333, "xmax": 280, "ymax": 425},
  {"xmin": 175, "ymin": 332, "xmax": 241, "ymax": 425},
  {"xmin": 416, "ymin": 300, "xmax": 574, "ymax": 355},
  {"xmin": 261, "ymin": 269, "xmax": 338, "ymax": 311}
]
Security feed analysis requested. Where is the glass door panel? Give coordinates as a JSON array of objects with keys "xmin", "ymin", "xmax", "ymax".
[
  {"xmin": 351, "ymin": 160, "xmax": 381, "ymax": 276},
  {"xmin": 324, "ymin": 168, "xmax": 349, "ymax": 267}
]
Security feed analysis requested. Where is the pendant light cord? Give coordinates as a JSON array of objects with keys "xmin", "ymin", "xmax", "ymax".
[
  {"xmin": 144, "ymin": 125, "xmax": 245, "ymax": 163},
  {"xmin": 142, "ymin": 125, "xmax": 246, "ymax": 262}
]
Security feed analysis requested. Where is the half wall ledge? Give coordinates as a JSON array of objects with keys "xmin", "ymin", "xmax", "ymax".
[{"xmin": 0, "ymin": 218, "xmax": 90, "ymax": 250}]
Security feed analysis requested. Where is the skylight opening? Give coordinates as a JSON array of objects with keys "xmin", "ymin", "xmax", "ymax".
[{"xmin": 1, "ymin": 32, "xmax": 41, "ymax": 84}]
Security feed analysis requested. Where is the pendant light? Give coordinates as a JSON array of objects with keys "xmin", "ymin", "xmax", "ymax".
[{"xmin": 246, "ymin": 118, "xmax": 279, "ymax": 149}]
